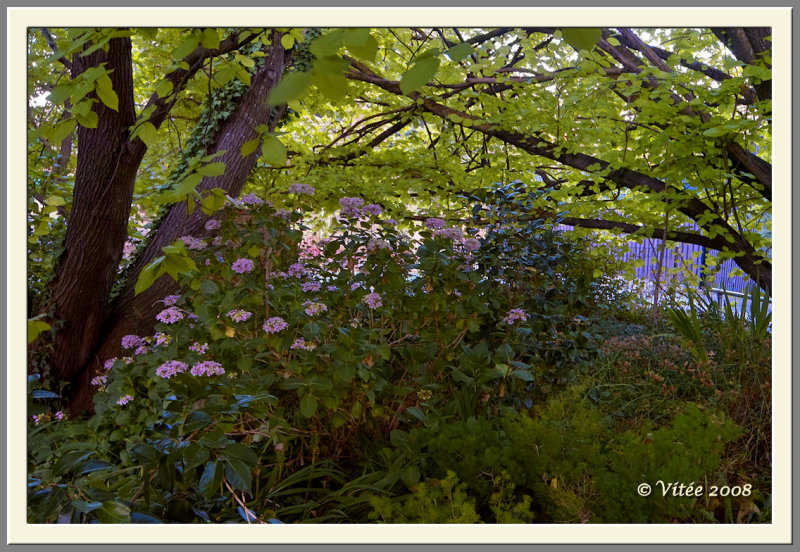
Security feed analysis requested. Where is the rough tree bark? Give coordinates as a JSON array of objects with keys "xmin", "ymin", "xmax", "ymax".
[{"xmin": 66, "ymin": 34, "xmax": 289, "ymax": 413}]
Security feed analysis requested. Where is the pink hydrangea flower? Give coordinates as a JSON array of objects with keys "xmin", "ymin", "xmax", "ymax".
[
  {"xmin": 502, "ymin": 308, "xmax": 528, "ymax": 325},
  {"xmin": 363, "ymin": 292, "xmax": 382, "ymax": 309},
  {"xmin": 154, "ymin": 333, "xmax": 170, "ymax": 347},
  {"xmin": 54, "ymin": 411, "xmax": 65, "ymax": 421},
  {"xmin": 156, "ymin": 360, "xmax": 188, "ymax": 379},
  {"xmin": 156, "ymin": 307, "xmax": 184, "ymax": 324},
  {"xmin": 302, "ymin": 301, "xmax": 328, "ymax": 317},
  {"xmin": 263, "ymin": 317, "xmax": 289, "ymax": 334},
  {"xmin": 463, "ymin": 237, "xmax": 481, "ymax": 252},
  {"xmin": 288, "ymin": 182, "xmax": 315, "ymax": 195},
  {"xmin": 179, "ymin": 235, "xmax": 207, "ymax": 250},
  {"xmin": 227, "ymin": 309, "xmax": 252, "ymax": 322},
  {"xmin": 301, "ymin": 281, "xmax": 321, "ymax": 292},
  {"xmin": 103, "ymin": 358, "xmax": 116, "ymax": 371},
  {"xmin": 189, "ymin": 342, "xmax": 209, "ymax": 354},
  {"xmin": 163, "ymin": 294, "xmax": 181, "ymax": 306},
  {"xmin": 232, "ymin": 258, "xmax": 255, "ymax": 274},
  {"xmin": 287, "ymin": 263, "xmax": 307, "ymax": 277},
  {"xmin": 204, "ymin": 219, "xmax": 221, "ymax": 231},
  {"xmin": 121, "ymin": 335, "xmax": 143, "ymax": 349},
  {"xmin": 134, "ymin": 344, "xmax": 148, "ymax": 356},
  {"xmin": 290, "ymin": 337, "xmax": 315, "ymax": 351},
  {"xmin": 424, "ymin": 217, "xmax": 446, "ymax": 230},
  {"xmin": 91, "ymin": 375, "xmax": 108, "ymax": 387},
  {"xmin": 240, "ymin": 193, "xmax": 264, "ymax": 205},
  {"xmin": 434, "ymin": 227, "xmax": 463, "ymax": 241},
  {"xmin": 339, "ymin": 197, "xmax": 364, "ymax": 217},
  {"xmin": 117, "ymin": 395, "xmax": 133, "ymax": 406},
  {"xmin": 190, "ymin": 360, "xmax": 225, "ymax": 377},
  {"xmin": 362, "ymin": 203, "xmax": 383, "ymax": 216}
]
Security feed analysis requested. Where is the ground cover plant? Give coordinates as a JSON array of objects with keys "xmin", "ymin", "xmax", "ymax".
[{"xmin": 27, "ymin": 25, "xmax": 772, "ymax": 524}]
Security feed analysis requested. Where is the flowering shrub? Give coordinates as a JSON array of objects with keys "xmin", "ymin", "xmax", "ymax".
[{"xmin": 27, "ymin": 183, "xmax": 751, "ymax": 524}]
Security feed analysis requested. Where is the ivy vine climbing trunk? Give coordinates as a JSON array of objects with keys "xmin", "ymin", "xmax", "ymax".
[{"xmin": 67, "ymin": 34, "xmax": 289, "ymax": 414}]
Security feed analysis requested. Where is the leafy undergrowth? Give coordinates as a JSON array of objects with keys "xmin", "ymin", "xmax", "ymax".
[{"xmin": 27, "ymin": 185, "xmax": 771, "ymax": 524}]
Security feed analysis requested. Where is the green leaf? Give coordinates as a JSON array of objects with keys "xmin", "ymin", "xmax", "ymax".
[
  {"xmin": 173, "ymin": 33, "xmax": 200, "ymax": 60},
  {"xmin": 703, "ymin": 126, "xmax": 728, "ymax": 137},
  {"xmin": 240, "ymin": 138, "xmax": 260, "ymax": 157},
  {"xmin": 221, "ymin": 443, "xmax": 258, "ymax": 466},
  {"xmin": 399, "ymin": 55, "xmax": 440, "ymax": 95},
  {"xmin": 312, "ymin": 70, "xmax": 348, "ymax": 102},
  {"xmin": 95, "ymin": 74, "xmax": 119, "ymax": 111},
  {"xmin": 183, "ymin": 410, "xmax": 213, "ymax": 432},
  {"xmin": 200, "ymin": 28, "xmax": 220, "ymax": 50},
  {"xmin": 48, "ymin": 84, "xmax": 74, "ymax": 105},
  {"xmin": 197, "ymin": 162, "xmax": 226, "ymax": 177},
  {"xmin": 223, "ymin": 459, "xmax": 253, "ymax": 494},
  {"xmin": 75, "ymin": 109, "xmax": 98, "ymax": 129},
  {"xmin": 155, "ymin": 79, "xmax": 173, "ymax": 98},
  {"xmin": 198, "ymin": 461, "xmax": 222, "ymax": 498},
  {"xmin": 182, "ymin": 443, "xmax": 211, "ymax": 472},
  {"xmin": 401, "ymin": 464, "xmax": 420, "ymax": 488},
  {"xmin": 445, "ymin": 42, "xmax": 474, "ymax": 62},
  {"xmin": 261, "ymin": 136, "xmax": 287, "ymax": 166},
  {"xmin": 267, "ymin": 71, "xmax": 312, "ymax": 106},
  {"xmin": 135, "ymin": 121, "xmax": 159, "ymax": 148},
  {"xmin": 281, "ymin": 34, "xmax": 295, "ymax": 50},
  {"xmin": 53, "ymin": 450, "xmax": 94, "ymax": 476},
  {"xmin": 511, "ymin": 369, "xmax": 535, "ymax": 382},
  {"xmin": 405, "ymin": 406, "xmax": 427, "ymax": 424},
  {"xmin": 52, "ymin": 119, "xmax": 77, "ymax": 144},
  {"xmin": 78, "ymin": 459, "xmax": 115, "ymax": 475},
  {"xmin": 561, "ymin": 28, "xmax": 602, "ymax": 52},
  {"xmin": 235, "ymin": 53, "xmax": 255, "ymax": 68},
  {"xmin": 72, "ymin": 500, "xmax": 103, "ymax": 514},
  {"xmin": 134, "ymin": 257, "xmax": 165, "ymax": 296},
  {"xmin": 94, "ymin": 501, "xmax": 131, "ymax": 523},
  {"xmin": 28, "ymin": 320, "xmax": 51, "ymax": 344},
  {"xmin": 299, "ymin": 394, "xmax": 317, "ymax": 418}
]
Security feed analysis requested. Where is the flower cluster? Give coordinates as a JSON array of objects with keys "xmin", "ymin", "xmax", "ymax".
[
  {"xmin": 287, "ymin": 262, "xmax": 307, "ymax": 277},
  {"xmin": 121, "ymin": 335, "xmax": 143, "ymax": 349},
  {"xmin": 362, "ymin": 203, "xmax": 383, "ymax": 216},
  {"xmin": 190, "ymin": 342, "xmax": 209, "ymax": 354},
  {"xmin": 54, "ymin": 411, "xmax": 65, "ymax": 421},
  {"xmin": 301, "ymin": 281, "xmax": 321, "ymax": 293},
  {"xmin": 290, "ymin": 337, "xmax": 315, "ymax": 351},
  {"xmin": 117, "ymin": 395, "xmax": 133, "ymax": 406},
  {"xmin": 227, "ymin": 309, "xmax": 252, "ymax": 322},
  {"xmin": 240, "ymin": 193, "xmax": 264, "ymax": 205},
  {"xmin": 273, "ymin": 209, "xmax": 291, "ymax": 219},
  {"xmin": 363, "ymin": 292, "xmax": 383, "ymax": 309},
  {"xmin": 303, "ymin": 300, "xmax": 328, "ymax": 316},
  {"xmin": 434, "ymin": 227, "xmax": 463, "ymax": 241},
  {"xmin": 462, "ymin": 237, "xmax": 481, "ymax": 252},
  {"xmin": 179, "ymin": 235, "xmax": 207, "ymax": 250},
  {"xmin": 263, "ymin": 316, "xmax": 289, "ymax": 334},
  {"xmin": 367, "ymin": 238, "xmax": 390, "ymax": 254},
  {"xmin": 190, "ymin": 360, "xmax": 225, "ymax": 377},
  {"xmin": 502, "ymin": 308, "xmax": 529, "ymax": 325},
  {"xmin": 134, "ymin": 344, "xmax": 148, "ymax": 356},
  {"xmin": 288, "ymin": 182, "xmax": 315, "ymax": 195},
  {"xmin": 91, "ymin": 375, "xmax": 108, "ymax": 387},
  {"xmin": 339, "ymin": 196, "xmax": 364, "ymax": 218},
  {"xmin": 156, "ymin": 360, "xmax": 188, "ymax": 379},
  {"xmin": 424, "ymin": 217, "xmax": 446, "ymax": 230},
  {"xmin": 204, "ymin": 219, "xmax": 221, "ymax": 231},
  {"xmin": 103, "ymin": 358, "xmax": 116, "ymax": 371},
  {"xmin": 163, "ymin": 294, "xmax": 181, "ymax": 306},
  {"xmin": 156, "ymin": 307, "xmax": 184, "ymax": 324},
  {"xmin": 232, "ymin": 258, "xmax": 255, "ymax": 274},
  {"xmin": 154, "ymin": 333, "xmax": 171, "ymax": 347}
]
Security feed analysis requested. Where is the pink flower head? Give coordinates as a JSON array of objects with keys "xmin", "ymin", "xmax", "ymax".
[
  {"xmin": 263, "ymin": 317, "xmax": 289, "ymax": 334},
  {"xmin": 287, "ymin": 262, "xmax": 307, "ymax": 278},
  {"xmin": 91, "ymin": 375, "xmax": 108, "ymax": 387},
  {"xmin": 163, "ymin": 294, "xmax": 181, "ymax": 306},
  {"xmin": 362, "ymin": 203, "xmax": 383, "ymax": 216},
  {"xmin": 502, "ymin": 308, "xmax": 528, "ymax": 325},
  {"xmin": 103, "ymin": 358, "xmax": 116, "ymax": 371},
  {"xmin": 339, "ymin": 197, "xmax": 364, "ymax": 218},
  {"xmin": 117, "ymin": 394, "xmax": 133, "ymax": 406},
  {"xmin": 240, "ymin": 193, "xmax": 264, "ymax": 205},
  {"xmin": 121, "ymin": 335, "xmax": 143, "ymax": 349},
  {"xmin": 288, "ymin": 182, "xmax": 315, "ymax": 195},
  {"xmin": 189, "ymin": 342, "xmax": 209, "ymax": 354},
  {"xmin": 190, "ymin": 360, "xmax": 225, "ymax": 377},
  {"xmin": 463, "ymin": 237, "xmax": 481, "ymax": 252},
  {"xmin": 232, "ymin": 258, "xmax": 255, "ymax": 274},
  {"xmin": 363, "ymin": 292, "xmax": 383, "ymax": 309},
  {"xmin": 290, "ymin": 337, "xmax": 315, "ymax": 351},
  {"xmin": 204, "ymin": 219, "xmax": 221, "ymax": 231},
  {"xmin": 301, "ymin": 281, "xmax": 321, "ymax": 293},
  {"xmin": 302, "ymin": 301, "xmax": 328, "ymax": 317},
  {"xmin": 54, "ymin": 411, "xmax": 65, "ymax": 421},
  {"xmin": 227, "ymin": 309, "xmax": 252, "ymax": 322},
  {"xmin": 424, "ymin": 217, "xmax": 446, "ymax": 230},
  {"xmin": 154, "ymin": 333, "xmax": 170, "ymax": 347},
  {"xmin": 156, "ymin": 360, "xmax": 188, "ymax": 379},
  {"xmin": 134, "ymin": 344, "xmax": 149, "ymax": 356},
  {"xmin": 434, "ymin": 227, "xmax": 463, "ymax": 241},
  {"xmin": 179, "ymin": 235, "xmax": 207, "ymax": 250},
  {"xmin": 156, "ymin": 307, "xmax": 184, "ymax": 324}
]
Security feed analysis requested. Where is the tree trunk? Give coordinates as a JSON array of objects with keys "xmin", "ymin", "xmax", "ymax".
[{"xmin": 66, "ymin": 34, "xmax": 289, "ymax": 414}]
